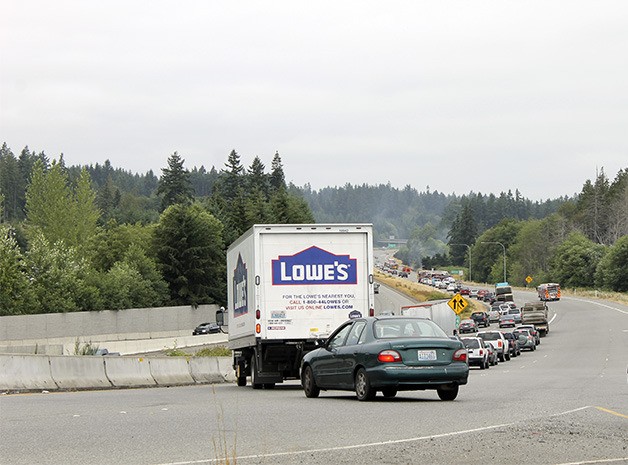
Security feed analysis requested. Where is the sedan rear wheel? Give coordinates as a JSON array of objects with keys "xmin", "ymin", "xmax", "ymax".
[
  {"xmin": 355, "ymin": 368, "xmax": 376, "ymax": 401},
  {"xmin": 302, "ymin": 365, "xmax": 320, "ymax": 398},
  {"xmin": 437, "ymin": 384, "xmax": 459, "ymax": 401}
]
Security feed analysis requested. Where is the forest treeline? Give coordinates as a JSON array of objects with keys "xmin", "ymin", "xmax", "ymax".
[
  {"xmin": 0, "ymin": 144, "xmax": 313, "ymax": 316},
  {"xmin": 0, "ymin": 141, "xmax": 626, "ymax": 316}
]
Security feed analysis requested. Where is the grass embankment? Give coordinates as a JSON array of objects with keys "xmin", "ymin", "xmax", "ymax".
[
  {"xmin": 165, "ymin": 345, "xmax": 231, "ymax": 357},
  {"xmin": 375, "ymin": 270, "xmax": 482, "ymax": 319}
]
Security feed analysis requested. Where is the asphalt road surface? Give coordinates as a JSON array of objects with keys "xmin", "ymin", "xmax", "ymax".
[{"xmin": 1, "ymin": 291, "xmax": 626, "ymax": 465}]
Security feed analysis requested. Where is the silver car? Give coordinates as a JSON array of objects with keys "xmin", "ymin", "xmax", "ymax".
[{"xmin": 513, "ymin": 328, "xmax": 536, "ymax": 351}]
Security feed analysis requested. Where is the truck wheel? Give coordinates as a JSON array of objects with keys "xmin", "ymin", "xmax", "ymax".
[
  {"xmin": 499, "ymin": 353, "xmax": 505, "ymax": 363},
  {"xmin": 250, "ymin": 357, "xmax": 262, "ymax": 390},
  {"xmin": 355, "ymin": 368, "xmax": 376, "ymax": 401},
  {"xmin": 302, "ymin": 365, "xmax": 320, "ymax": 398},
  {"xmin": 237, "ymin": 376, "xmax": 247, "ymax": 387},
  {"xmin": 437, "ymin": 384, "xmax": 459, "ymax": 401},
  {"xmin": 505, "ymin": 352, "xmax": 511, "ymax": 361}
]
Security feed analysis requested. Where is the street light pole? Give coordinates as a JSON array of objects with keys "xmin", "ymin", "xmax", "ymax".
[
  {"xmin": 450, "ymin": 243, "xmax": 471, "ymax": 282},
  {"xmin": 481, "ymin": 241, "xmax": 506, "ymax": 282}
]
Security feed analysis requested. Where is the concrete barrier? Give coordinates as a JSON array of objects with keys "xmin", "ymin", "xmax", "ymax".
[
  {"xmin": 0, "ymin": 354, "xmax": 235, "ymax": 392},
  {"xmin": 49, "ymin": 355, "xmax": 113, "ymax": 389},
  {"xmin": 218, "ymin": 357, "xmax": 237, "ymax": 382},
  {"xmin": 189, "ymin": 357, "xmax": 224, "ymax": 384},
  {"xmin": 0, "ymin": 354, "xmax": 58, "ymax": 391},
  {"xmin": 149, "ymin": 357, "xmax": 195, "ymax": 386},
  {"xmin": 104, "ymin": 356, "xmax": 156, "ymax": 388}
]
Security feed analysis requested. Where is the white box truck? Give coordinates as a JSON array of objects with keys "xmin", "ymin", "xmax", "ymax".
[
  {"xmin": 216, "ymin": 224, "xmax": 375, "ymax": 388},
  {"xmin": 400, "ymin": 301, "xmax": 457, "ymax": 336}
]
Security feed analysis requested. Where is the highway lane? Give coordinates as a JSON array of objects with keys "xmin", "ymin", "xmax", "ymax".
[{"xmin": 1, "ymin": 295, "xmax": 626, "ymax": 465}]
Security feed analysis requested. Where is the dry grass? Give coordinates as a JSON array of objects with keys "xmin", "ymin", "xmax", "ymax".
[{"xmin": 375, "ymin": 271, "xmax": 482, "ymax": 318}]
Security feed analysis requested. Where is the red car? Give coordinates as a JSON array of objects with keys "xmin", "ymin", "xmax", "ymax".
[{"xmin": 460, "ymin": 288, "xmax": 470, "ymax": 296}]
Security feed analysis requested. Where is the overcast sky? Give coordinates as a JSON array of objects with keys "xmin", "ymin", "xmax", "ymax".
[{"xmin": 2, "ymin": 1, "xmax": 626, "ymax": 201}]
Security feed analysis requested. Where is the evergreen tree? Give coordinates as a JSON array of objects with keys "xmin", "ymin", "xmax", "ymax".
[
  {"xmin": 25, "ymin": 159, "xmax": 74, "ymax": 245},
  {"xmin": 0, "ymin": 225, "xmax": 36, "ymax": 315},
  {"xmin": 248, "ymin": 156, "xmax": 269, "ymax": 198},
  {"xmin": 153, "ymin": 203, "xmax": 226, "ymax": 306},
  {"xmin": 157, "ymin": 152, "xmax": 193, "ymax": 211},
  {"xmin": 447, "ymin": 204, "xmax": 477, "ymax": 265},
  {"xmin": 595, "ymin": 235, "xmax": 628, "ymax": 292},
  {"xmin": 269, "ymin": 151, "xmax": 286, "ymax": 192},
  {"xmin": 549, "ymin": 232, "xmax": 605, "ymax": 288},
  {"xmin": 73, "ymin": 168, "xmax": 100, "ymax": 247}
]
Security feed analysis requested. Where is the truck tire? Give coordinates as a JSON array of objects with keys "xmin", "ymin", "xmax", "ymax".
[
  {"xmin": 237, "ymin": 376, "xmax": 247, "ymax": 387},
  {"xmin": 250, "ymin": 356, "xmax": 262, "ymax": 390},
  {"xmin": 355, "ymin": 368, "xmax": 376, "ymax": 401},
  {"xmin": 302, "ymin": 365, "xmax": 320, "ymax": 398}
]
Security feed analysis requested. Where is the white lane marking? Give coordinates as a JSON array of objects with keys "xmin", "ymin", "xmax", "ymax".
[
  {"xmin": 155, "ymin": 407, "xmax": 596, "ymax": 465},
  {"xmin": 555, "ymin": 458, "xmax": 628, "ymax": 465},
  {"xmin": 549, "ymin": 314, "xmax": 558, "ymax": 324},
  {"xmin": 562, "ymin": 297, "xmax": 628, "ymax": 315}
]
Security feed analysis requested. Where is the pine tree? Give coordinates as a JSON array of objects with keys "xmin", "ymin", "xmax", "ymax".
[
  {"xmin": 269, "ymin": 151, "xmax": 286, "ymax": 192},
  {"xmin": 157, "ymin": 152, "xmax": 193, "ymax": 211}
]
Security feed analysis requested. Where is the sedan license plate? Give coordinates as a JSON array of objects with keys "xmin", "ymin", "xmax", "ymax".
[{"xmin": 417, "ymin": 350, "xmax": 437, "ymax": 361}]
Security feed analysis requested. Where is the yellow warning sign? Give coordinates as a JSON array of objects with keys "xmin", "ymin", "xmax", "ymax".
[
  {"xmin": 447, "ymin": 293, "xmax": 468, "ymax": 315},
  {"xmin": 526, "ymin": 275, "xmax": 533, "ymax": 284}
]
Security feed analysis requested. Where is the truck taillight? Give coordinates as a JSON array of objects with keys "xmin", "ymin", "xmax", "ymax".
[
  {"xmin": 369, "ymin": 308, "xmax": 374, "ymax": 317},
  {"xmin": 498, "ymin": 340, "xmax": 502, "ymax": 348},
  {"xmin": 453, "ymin": 349, "xmax": 467, "ymax": 362},
  {"xmin": 255, "ymin": 324, "xmax": 261, "ymax": 334},
  {"xmin": 378, "ymin": 350, "xmax": 401, "ymax": 362},
  {"xmin": 256, "ymin": 309, "xmax": 260, "ymax": 319}
]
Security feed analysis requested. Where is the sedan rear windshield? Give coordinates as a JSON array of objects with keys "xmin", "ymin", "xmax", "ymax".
[
  {"xmin": 462, "ymin": 339, "xmax": 480, "ymax": 348},
  {"xmin": 374, "ymin": 319, "xmax": 447, "ymax": 339}
]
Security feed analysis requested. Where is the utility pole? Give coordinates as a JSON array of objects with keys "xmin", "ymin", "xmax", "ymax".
[{"xmin": 481, "ymin": 241, "xmax": 506, "ymax": 282}]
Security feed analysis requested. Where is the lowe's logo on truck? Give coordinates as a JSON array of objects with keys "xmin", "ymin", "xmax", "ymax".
[
  {"xmin": 233, "ymin": 254, "xmax": 248, "ymax": 317},
  {"xmin": 272, "ymin": 246, "xmax": 357, "ymax": 285}
]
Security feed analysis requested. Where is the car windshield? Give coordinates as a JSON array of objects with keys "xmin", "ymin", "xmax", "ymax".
[
  {"xmin": 462, "ymin": 339, "xmax": 480, "ymax": 349},
  {"xmin": 478, "ymin": 332, "xmax": 499, "ymax": 340},
  {"xmin": 374, "ymin": 319, "xmax": 447, "ymax": 339}
]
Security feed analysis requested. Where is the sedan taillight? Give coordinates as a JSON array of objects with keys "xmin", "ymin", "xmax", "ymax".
[
  {"xmin": 453, "ymin": 349, "xmax": 467, "ymax": 362},
  {"xmin": 378, "ymin": 350, "xmax": 402, "ymax": 362}
]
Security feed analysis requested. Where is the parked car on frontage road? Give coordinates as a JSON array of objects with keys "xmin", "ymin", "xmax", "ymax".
[
  {"xmin": 300, "ymin": 316, "xmax": 469, "ymax": 401},
  {"xmin": 461, "ymin": 337, "xmax": 490, "ymax": 370},
  {"xmin": 192, "ymin": 322, "xmax": 221, "ymax": 335}
]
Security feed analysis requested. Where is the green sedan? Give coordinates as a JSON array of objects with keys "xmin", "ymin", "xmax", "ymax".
[{"xmin": 301, "ymin": 316, "xmax": 469, "ymax": 401}]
